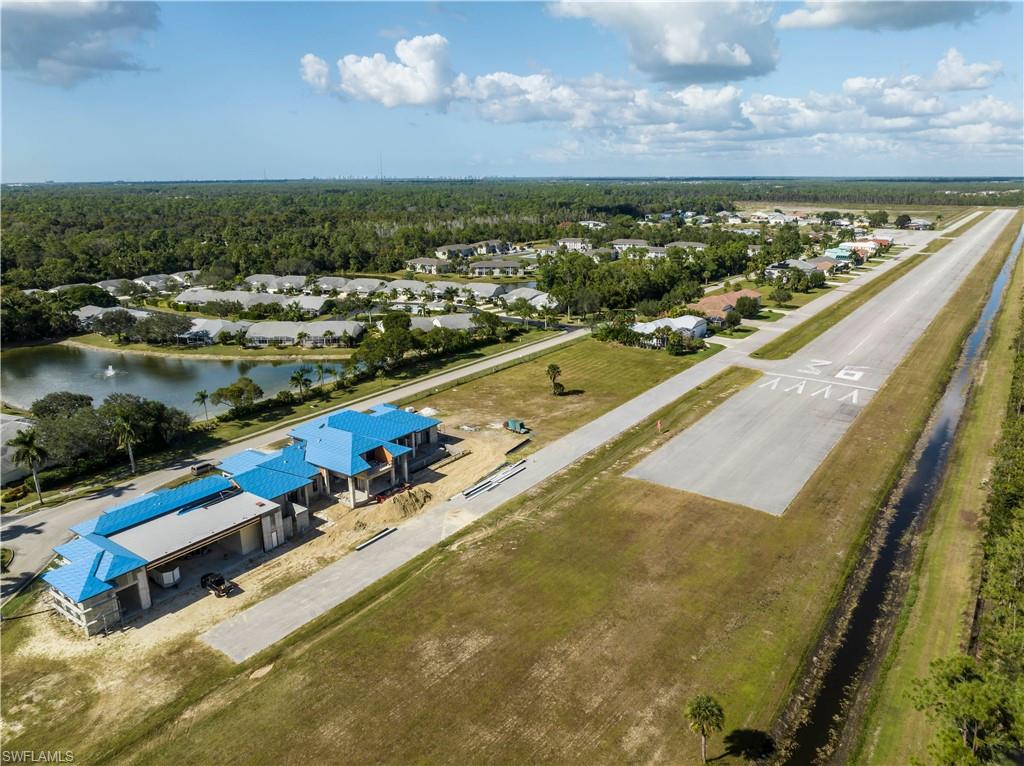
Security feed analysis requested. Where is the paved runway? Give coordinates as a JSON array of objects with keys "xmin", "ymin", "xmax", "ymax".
[{"xmin": 626, "ymin": 209, "xmax": 1017, "ymax": 514}]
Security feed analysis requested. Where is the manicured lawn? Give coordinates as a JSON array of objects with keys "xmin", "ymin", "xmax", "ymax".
[
  {"xmin": 852, "ymin": 212, "xmax": 1024, "ymax": 765},
  {"xmin": 713, "ymin": 324, "xmax": 758, "ymax": 338},
  {"xmin": 753, "ymin": 309, "xmax": 786, "ymax": 322},
  {"xmin": 409, "ymin": 338, "xmax": 721, "ymax": 447},
  {"xmin": 69, "ymin": 333, "xmax": 359, "ymax": 360},
  {"xmin": 706, "ymin": 278, "xmax": 836, "ymax": 309},
  {"xmin": 751, "ymin": 253, "xmax": 928, "ymax": 360}
]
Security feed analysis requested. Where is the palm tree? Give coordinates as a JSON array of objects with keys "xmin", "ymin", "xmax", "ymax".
[
  {"xmin": 685, "ymin": 694, "xmax": 725, "ymax": 764},
  {"xmin": 111, "ymin": 416, "xmax": 140, "ymax": 474},
  {"xmin": 9, "ymin": 428, "xmax": 48, "ymax": 504},
  {"xmin": 290, "ymin": 367, "xmax": 312, "ymax": 400},
  {"xmin": 313, "ymin": 361, "xmax": 327, "ymax": 390},
  {"xmin": 296, "ymin": 330, "xmax": 310, "ymax": 347},
  {"xmin": 322, "ymin": 329, "xmax": 335, "ymax": 347},
  {"xmin": 193, "ymin": 389, "xmax": 210, "ymax": 420},
  {"xmin": 546, "ymin": 363, "xmax": 562, "ymax": 395}
]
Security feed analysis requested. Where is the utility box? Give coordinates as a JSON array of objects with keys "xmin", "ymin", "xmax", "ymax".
[{"xmin": 505, "ymin": 419, "xmax": 529, "ymax": 434}]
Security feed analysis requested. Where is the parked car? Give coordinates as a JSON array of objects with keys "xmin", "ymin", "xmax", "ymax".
[{"xmin": 200, "ymin": 572, "xmax": 235, "ymax": 597}]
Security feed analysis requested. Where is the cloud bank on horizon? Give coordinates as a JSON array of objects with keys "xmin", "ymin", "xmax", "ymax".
[{"xmin": 299, "ymin": 2, "xmax": 1020, "ymax": 166}]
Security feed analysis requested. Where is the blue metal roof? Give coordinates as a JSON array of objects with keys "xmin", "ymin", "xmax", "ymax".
[
  {"xmin": 72, "ymin": 475, "xmax": 234, "ymax": 537},
  {"xmin": 258, "ymin": 443, "xmax": 320, "ymax": 478},
  {"xmin": 231, "ymin": 466, "xmax": 312, "ymax": 500},
  {"xmin": 326, "ymin": 406, "xmax": 438, "ymax": 443},
  {"xmin": 44, "ymin": 533, "xmax": 146, "ymax": 603},
  {"xmin": 301, "ymin": 430, "xmax": 373, "ymax": 476},
  {"xmin": 217, "ymin": 449, "xmax": 279, "ymax": 476}
]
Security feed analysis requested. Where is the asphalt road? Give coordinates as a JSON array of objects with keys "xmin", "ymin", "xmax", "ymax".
[
  {"xmin": 628, "ymin": 209, "xmax": 1016, "ymax": 513},
  {"xmin": 0, "ymin": 328, "xmax": 586, "ymax": 601},
  {"xmin": 202, "ymin": 211, "xmax": 1014, "ymax": 661}
]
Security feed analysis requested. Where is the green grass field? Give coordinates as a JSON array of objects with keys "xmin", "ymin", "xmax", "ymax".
[
  {"xmin": 852, "ymin": 212, "xmax": 1024, "ymax": 765},
  {"xmin": 409, "ymin": 337, "xmax": 721, "ymax": 447},
  {"xmin": 67, "ymin": 333, "xmax": 360, "ymax": 359}
]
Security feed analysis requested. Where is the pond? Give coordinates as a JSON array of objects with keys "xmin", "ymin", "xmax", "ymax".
[{"xmin": 0, "ymin": 344, "xmax": 319, "ymax": 417}]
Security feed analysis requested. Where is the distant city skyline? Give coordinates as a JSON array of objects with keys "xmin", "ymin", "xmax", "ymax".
[{"xmin": 2, "ymin": 1, "xmax": 1022, "ymax": 182}]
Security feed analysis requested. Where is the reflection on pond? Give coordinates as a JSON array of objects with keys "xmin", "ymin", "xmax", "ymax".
[{"xmin": 1, "ymin": 344, "xmax": 318, "ymax": 417}]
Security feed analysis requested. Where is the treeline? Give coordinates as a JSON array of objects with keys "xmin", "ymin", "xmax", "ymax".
[
  {"xmin": 913, "ymin": 304, "xmax": 1024, "ymax": 763},
  {"xmin": 1, "ymin": 285, "xmax": 116, "ymax": 343},
  {"xmin": 1, "ymin": 181, "xmax": 740, "ymax": 289},
  {"xmin": 537, "ymin": 241, "xmax": 751, "ymax": 316},
  {"xmin": 704, "ymin": 178, "xmax": 1022, "ymax": 207},
  {"xmin": 5, "ymin": 392, "xmax": 192, "ymax": 496}
]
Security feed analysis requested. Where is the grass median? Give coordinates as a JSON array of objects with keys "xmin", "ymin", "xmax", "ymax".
[{"xmin": 852, "ymin": 213, "xmax": 1024, "ymax": 765}]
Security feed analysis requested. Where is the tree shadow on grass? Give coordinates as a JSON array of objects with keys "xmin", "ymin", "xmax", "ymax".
[
  {"xmin": 715, "ymin": 729, "xmax": 776, "ymax": 763},
  {"xmin": 558, "ymin": 389, "xmax": 585, "ymax": 397}
]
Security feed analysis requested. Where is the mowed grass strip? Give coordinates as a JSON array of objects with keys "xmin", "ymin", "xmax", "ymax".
[
  {"xmin": 853, "ymin": 215, "xmax": 1024, "ymax": 765},
  {"xmin": 409, "ymin": 337, "xmax": 722, "ymax": 447},
  {"xmin": 751, "ymin": 252, "xmax": 927, "ymax": 359},
  {"xmin": 944, "ymin": 208, "xmax": 991, "ymax": 237},
  {"xmin": 103, "ymin": 207, "xmax": 1020, "ymax": 765}
]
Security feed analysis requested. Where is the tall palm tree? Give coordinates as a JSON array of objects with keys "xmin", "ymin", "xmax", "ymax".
[
  {"xmin": 9, "ymin": 428, "xmax": 48, "ymax": 504},
  {"xmin": 193, "ymin": 389, "xmax": 210, "ymax": 420},
  {"xmin": 111, "ymin": 416, "xmax": 140, "ymax": 474},
  {"xmin": 290, "ymin": 367, "xmax": 312, "ymax": 400},
  {"xmin": 685, "ymin": 694, "xmax": 725, "ymax": 764},
  {"xmin": 313, "ymin": 361, "xmax": 327, "ymax": 390},
  {"xmin": 322, "ymin": 329, "xmax": 335, "ymax": 347}
]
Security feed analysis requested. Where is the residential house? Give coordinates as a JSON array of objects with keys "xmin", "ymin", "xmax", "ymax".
[
  {"xmin": 384, "ymin": 279, "xmax": 432, "ymax": 298},
  {"xmin": 610, "ymin": 238, "xmax": 650, "ymax": 254},
  {"xmin": 273, "ymin": 275, "xmax": 308, "ymax": 293},
  {"xmin": 245, "ymin": 320, "xmax": 364, "ymax": 347},
  {"xmin": 764, "ymin": 259, "xmax": 818, "ymax": 281},
  {"xmin": 825, "ymin": 247, "xmax": 860, "ymax": 264},
  {"xmin": 461, "ymin": 282, "xmax": 505, "ymax": 301},
  {"xmin": 665, "ymin": 240, "xmax": 707, "ymax": 252},
  {"xmin": 805, "ymin": 257, "xmax": 846, "ymax": 276},
  {"xmin": 579, "ymin": 220, "xmax": 607, "ymax": 230},
  {"xmin": 314, "ymin": 276, "xmax": 351, "ymax": 293},
  {"xmin": 73, "ymin": 305, "xmax": 150, "ymax": 328},
  {"xmin": 469, "ymin": 260, "xmax": 523, "ymax": 277},
  {"xmin": 687, "ymin": 289, "xmax": 762, "ymax": 325},
  {"xmin": 434, "ymin": 244, "xmax": 475, "ymax": 259},
  {"xmin": 133, "ymin": 274, "xmax": 172, "ymax": 292},
  {"xmin": 470, "ymin": 240, "xmax": 510, "ymax": 256},
  {"xmin": 406, "ymin": 257, "xmax": 452, "ymax": 274},
  {"xmin": 630, "ymin": 315, "xmax": 708, "ymax": 345},
  {"xmin": 244, "ymin": 274, "xmax": 278, "ymax": 291},
  {"xmin": 345, "ymin": 278, "xmax": 387, "ymax": 295},
  {"xmin": 43, "ymin": 476, "xmax": 293, "ymax": 635},
  {"xmin": 169, "ymin": 270, "xmax": 199, "ymax": 285},
  {"xmin": 289, "ymin": 404, "xmax": 441, "ymax": 508},
  {"xmin": 557, "ymin": 238, "xmax": 592, "ymax": 252},
  {"xmin": 94, "ymin": 279, "xmax": 131, "ymax": 295},
  {"xmin": 177, "ymin": 318, "xmax": 252, "ymax": 345},
  {"xmin": 502, "ymin": 286, "xmax": 557, "ymax": 310}
]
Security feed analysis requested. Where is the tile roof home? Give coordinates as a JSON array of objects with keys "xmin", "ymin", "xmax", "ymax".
[{"xmin": 689, "ymin": 289, "xmax": 762, "ymax": 320}]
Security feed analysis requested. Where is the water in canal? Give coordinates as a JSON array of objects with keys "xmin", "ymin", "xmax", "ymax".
[
  {"xmin": 785, "ymin": 223, "xmax": 1024, "ymax": 765},
  {"xmin": 0, "ymin": 344, "xmax": 319, "ymax": 417}
]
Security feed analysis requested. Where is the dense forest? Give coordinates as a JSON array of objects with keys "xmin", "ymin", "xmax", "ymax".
[{"xmin": 2, "ymin": 178, "xmax": 1012, "ymax": 291}]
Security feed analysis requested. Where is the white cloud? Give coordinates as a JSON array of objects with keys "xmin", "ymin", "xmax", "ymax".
[
  {"xmin": 300, "ymin": 27, "xmax": 1021, "ymax": 164},
  {"xmin": 778, "ymin": 1, "xmax": 1006, "ymax": 30},
  {"xmin": 299, "ymin": 54, "xmax": 329, "ymax": 92},
  {"xmin": 1, "ymin": 1, "xmax": 160, "ymax": 87},
  {"xmin": 549, "ymin": 1, "xmax": 778, "ymax": 83},
  {"xmin": 931, "ymin": 48, "xmax": 1002, "ymax": 91},
  {"xmin": 324, "ymin": 34, "xmax": 454, "ymax": 108}
]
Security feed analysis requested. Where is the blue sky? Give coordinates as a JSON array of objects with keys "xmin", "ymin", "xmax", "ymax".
[{"xmin": 2, "ymin": 1, "xmax": 1022, "ymax": 181}]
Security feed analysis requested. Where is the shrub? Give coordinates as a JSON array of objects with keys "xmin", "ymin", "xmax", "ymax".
[{"xmin": 3, "ymin": 485, "xmax": 29, "ymax": 502}]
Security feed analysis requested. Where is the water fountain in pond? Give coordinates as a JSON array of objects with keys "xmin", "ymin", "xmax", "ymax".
[{"xmin": 104, "ymin": 364, "xmax": 116, "ymax": 377}]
